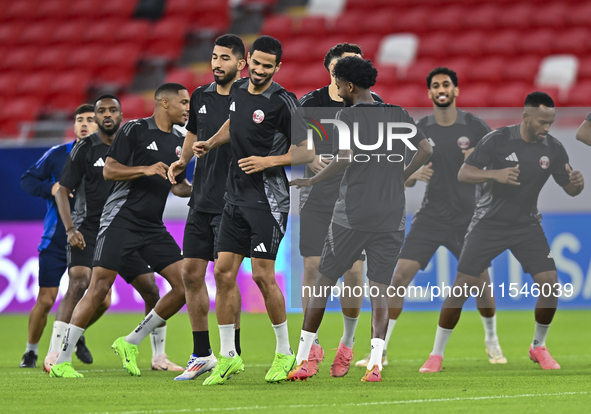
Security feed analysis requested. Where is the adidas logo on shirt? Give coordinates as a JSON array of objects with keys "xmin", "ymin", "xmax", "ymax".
[
  {"xmin": 505, "ymin": 152, "xmax": 518, "ymax": 162},
  {"xmin": 199, "ymin": 105, "xmax": 206, "ymax": 114},
  {"xmin": 93, "ymin": 158, "xmax": 105, "ymax": 167},
  {"xmin": 427, "ymin": 137, "xmax": 436, "ymax": 147},
  {"xmin": 229, "ymin": 102, "xmax": 235, "ymax": 112},
  {"xmin": 253, "ymin": 243, "xmax": 267, "ymax": 253},
  {"xmin": 147, "ymin": 141, "xmax": 159, "ymax": 151}
]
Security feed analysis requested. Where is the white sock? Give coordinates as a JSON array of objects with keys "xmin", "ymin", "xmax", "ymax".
[
  {"xmin": 219, "ymin": 324, "xmax": 236, "ymax": 358},
  {"xmin": 296, "ymin": 330, "xmax": 316, "ymax": 365},
  {"xmin": 55, "ymin": 325, "xmax": 85, "ymax": 365},
  {"xmin": 340, "ymin": 315, "xmax": 359, "ymax": 348},
  {"xmin": 25, "ymin": 342, "xmax": 38, "ymax": 354},
  {"xmin": 432, "ymin": 325, "xmax": 453, "ymax": 357},
  {"xmin": 272, "ymin": 321, "xmax": 292, "ymax": 355},
  {"xmin": 125, "ymin": 310, "xmax": 166, "ymax": 346},
  {"xmin": 368, "ymin": 338, "xmax": 385, "ymax": 370},
  {"xmin": 384, "ymin": 319, "xmax": 396, "ymax": 353},
  {"xmin": 150, "ymin": 325, "xmax": 167, "ymax": 357},
  {"xmin": 48, "ymin": 321, "xmax": 69, "ymax": 353},
  {"xmin": 481, "ymin": 315, "xmax": 498, "ymax": 343},
  {"xmin": 314, "ymin": 331, "xmax": 320, "ymax": 346},
  {"xmin": 533, "ymin": 322, "xmax": 550, "ymax": 348}
]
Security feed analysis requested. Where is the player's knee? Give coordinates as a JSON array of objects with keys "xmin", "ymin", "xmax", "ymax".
[
  {"xmin": 36, "ymin": 293, "xmax": 56, "ymax": 312},
  {"xmin": 69, "ymin": 278, "xmax": 90, "ymax": 300},
  {"xmin": 252, "ymin": 272, "xmax": 276, "ymax": 293},
  {"xmin": 182, "ymin": 273, "xmax": 205, "ymax": 292}
]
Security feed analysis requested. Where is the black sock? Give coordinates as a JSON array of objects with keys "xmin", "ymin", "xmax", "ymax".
[
  {"xmin": 192, "ymin": 331, "xmax": 212, "ymax": 357},
  {"xmin": 235, "ymin": 328, "xmax": 241, "ymax": 356}
]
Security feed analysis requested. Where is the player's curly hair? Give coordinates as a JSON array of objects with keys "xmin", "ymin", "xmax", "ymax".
[
  {"xmin": 332, "ymin": 57, "xmax": 377, "ymax": 89},
  {"xmin": 426, "ymin": 67, "xmax": 458, "ymax": 88}
]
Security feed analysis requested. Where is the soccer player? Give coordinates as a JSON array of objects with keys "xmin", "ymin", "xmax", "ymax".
[
  {"xmin": 288, "ymin": 57, "xmax": 432, "ymax": 382},
  {"xmin": 419, "ymin": 92, "xmax": 584, "ymax": 372},
  {"xmin": 298, "ymin": 43, "xmax": 383, "ymax": 377},
  {"xmin": 192, "ymin": 35, "xmax": 314, "ymax": 385},
  {"xmin": 575, "ymin": 112, "xmax": 591, "ymax": 146},
  {"xmin": 168, "ymin": 34, "xmax": 247, "ymax": 380},
  {"xmin": 50, "ymin": 83, "xmax": 192, "ymax": 378},
  {"xmin": 47, "ymin": 94, "xmax": 182, "ymax": 373},
  {"xmin": 356, "ymin": 67, "xmax": 506, "ymax": 368},
  {"xmin": 19, "ymin": 105, "xmax": 99, "ymax": 368}
]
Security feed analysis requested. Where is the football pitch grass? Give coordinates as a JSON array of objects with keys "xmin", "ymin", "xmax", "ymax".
[{"xmin": 1, "ymin": 310, "xmax": 590, "ymax": 413}]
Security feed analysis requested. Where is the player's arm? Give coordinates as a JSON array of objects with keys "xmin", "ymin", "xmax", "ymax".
[
  {"xmin": 290, "ymin": 149, "xmax": 351, "ymax": 188},
  {"xmin": 103, "ymin": 157, "xmax": 168, "ymax": 181},
  {"xmin": 405, "ymin": 162, "xmax": 433, "ymax": 187},
  {"xmin": 458, "ymin": 163, "xmax": 520, "ymax": 186},
  {"xmin": 404, "ymin": 139, "xmax": 433, "ymax": 182},
  {"xmin": 193, "ymin": 119, "xmax": 230, "ymax": 158},
  {"xmin": 575, "ymin": 119, "xmax": 591, "ymax": 146},
  {"xmin": 562, "ymin": 164, "xmax": 584, "ymax": 196},
  {"xmin": 20, "ymin": 150, "xmax": 58, "ymax": 199},
  {"xmin": 169, "ymin": 130, "xmax": 197, "ymax": 184},
  {"xmin": 238, "ymin": 139, "xmax": 315, "ymax": 174},
  {"xmin": 55, "ymin": 184, "xmax": 85, "ymax": 250},
  {"xmin": 171, "ymin": 178, "xmax": 192, "ymax": 197}
]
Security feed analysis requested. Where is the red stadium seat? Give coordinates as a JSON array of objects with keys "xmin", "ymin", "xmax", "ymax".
[
  {"xmin": 2, "ymin": 47, "xmax": 39, "ymax": 72},
  {"xmin": 326, "ymin": 12, "xmax": 361, "ymax": 36},
  {"xmin": 33, "ymin": 46, "xmax": 72, "ymax": 71},
  {"xmin": 468, "ymin": 57, "xmax": 506, "ymax": 83},
  {"xmin": 47, "ymin": 71, "xmax": 92, "ymax": 112},
  {"xmin": 502, "ymin": 55, "xmax": 541, "ymax": 83},
  {"xmin": 497, "ymin": 3, "xmax": 534, "ymax": 30},
  {"xmin": 391, "ymin": 84, "xmax": 429, "ymax": 108},
  {"xmin": 98, "ymin": 44, "xmax": 141, "ymax": 70},
  {"xmin": 165, "ymin": 68, "xmax": 201, "ymax": 93},
  {"xmin": 375, "ymin": 65, "xmax": 398, "ymax": 87},
  {"xmin": 150, "ymin": 17, "xmax": 190, "ymax": 43},
  {"xmin": 295, "ymin": 66, "xmax": 327, "ymax": 89},
  {"xmin": 565, "ymin": 81, "xmax": 591, "ymax": 106},
  {"xmin": 402, "ymin": 58, "xmax": 436, "ymax": 85},
  {"xmin": 552, "ymin": 28, "xmax": 591, "ymax": 56},
  {"xmin": 490, "ymin": 82, "xmax": 530, "ymax": 107},
  {"xmin": 18, "ymin": 72, "xmax": 55, "ymax": 98},
  {"xmin": 531, "ymin": 3, "xmax": 567, "ymax": 29},
  {"xmin": 35, "ymin": 0, "xmax": 70, "ymax": 20},
  {"xmin": 423, "ymin": 5, "xmax": 463, "ymax": 32},
  {"xmin": 293, "ymin": 16, "xmax": 327, "ymax": 37},
  {"xmin": 272, "ymin": 64, "xmax": 301, "ymax": 90},
  {"xmin": 0, "ymin": 98, "xmax": 43, "ymax": 137},
  {"xmin": 115, "ymin": 21, "xmax": 151, "ymax": 47},
  {"xmin": 18, "ymin": 22, "xmax": 56, "ymax": 46},
  {"xmin": 119, "ymin": 95, "xmax": 153, "ymax": 120},
  {"xmin": 359, "ymin": 10, "xmax": 396, "ymax": 36},
  {"xmin": 3, "ymin": 1, "xmax": 40, "ymax": 22},
  {"xmin": 418, "ymin": 32, "xmax": 451, "ymax": 58},
  {"xmin": 482, "ymin": 30, "xmax": 520, "ymax": 57},
  {"xmin": 458, "ymin": 83, "xmax": 493, "ymax": 108},
  {"xmin": 308, "ymin": 37, "xmax": 347, "ymax": 63},
  {"xmin": 65, "ymin": 0, "xmax": 100, "ymax": 19},
  {"xmin": 460, "ymin": 4, "xmax": 500, "ymax": 31},
  {"xmin": 354, "ymin": 35, "xmax": 381, "ymax": 61},
  {"xmin": 392, "ymin": 8, "xmax": 428, "ymax": 34},
  {"xmin": 193, "ymin": 12, "xmax": 230, "ymax": 33},
  {"xmin": 50, "ymin": 21, "xmax": 88, "ymax": 45},
  {"xmin": 83, "ymin": 19, "xmax": 123, "ymax": 45},
  {"xmin": 261, "ymin": 15, "xmax": 293, "ymax": 39},
  {"xmin": 566, "ymin": 2, "xmax": 591, "ymax": 28},
  {"xmin": 448, "ymin": 31, "xmax": 485, "ymax": 57},
  {"xmin": 67, "ymin": 46, "xmax": 104, "ymax": 72},
  {"xmin": 281, "ymin": 38, "xmax": 316, "ymax": 63},
  {"xmin": 517, "ymin": 29, "xmax": 554, "ymax": 57},
  {"xmin": 96, "ymin": 67, "xmax": 137, "ymax": 87},
  {"xmin": 145, "ymin": 40, "xmax": 185, "ymax": 62},
  {"xmin": 96, "ymin": 0, "xmax": 138, "ymax": 18},
  {"xmin": 578, "ymin": 56, "xmax": 591, "ymax": 80},
  {"xmin": 0, "ymin": 23, "xmax": 22, "ymax": 46},
  {"xmin": 0, "ymin": 72, "xmax": 22, "ymax": 98}
]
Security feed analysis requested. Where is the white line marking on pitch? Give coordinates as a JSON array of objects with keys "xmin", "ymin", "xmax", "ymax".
[{"xmin": 87, "ymin": 391, "xmax": 589, "ymax": 414}]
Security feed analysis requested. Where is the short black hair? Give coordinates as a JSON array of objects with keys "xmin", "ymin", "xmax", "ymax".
[
  {"xmin": 155, "ymin": 83, "xmax": 187, "ymax": 99},
  {"xmin": 94, "ymin": 94, "xmax": 120, "ymax": 107},
  {"xmin": 426, "ymin": 67, "xmax": 458, "ymax": 88},
  {"xmin": 215, "ymin": 34, "xmax": 245, "ymax": 60},
  {"xmin": 332, "ymin": 57, "xmax": 377, "ymax": 90},
  {"xmin": 323, "ymin": 43, "xmax": 363, "ymax": 72},
  {"xmin": 524, "ymin": 91, "xmax": 555, "ymax": 108},
  {"xmin": 251, "ymin": 35, "xmax": 282, "ymax": 64},
  {"xmin": 74, "ymin": 104, "xmax": 94, "ymax": 117}
]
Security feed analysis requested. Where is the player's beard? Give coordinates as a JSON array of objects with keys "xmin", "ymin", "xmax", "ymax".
[
  {"xmin": 433, "ymin": 93, "xmax": 455, "ymax": 108},
  {"xmin": 98, "ymin": 120, "xmax": 120, "ymax": 136},
  {"xmin": 214, "ymin": 67, "xmax": 238, "ymax": 86},
  {"xmin": 249, "ymin": 69, "xmax": 273, "ymax": 87}
]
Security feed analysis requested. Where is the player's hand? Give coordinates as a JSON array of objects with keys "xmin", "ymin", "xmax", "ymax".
[
  {"xmin": 144, "ymin": 162, "xmax": 169, "ymax": 180},
  {"xmin": 566, "ymin": 164, "xmax": 584, "ymax": 187},
  {"xmin": 290, "ymin": 178, "xmax": 312, "ymax": 189},
  {"xmin": 495, "ymin": 164, "xmax": 520, "ymax": 186},
  {"xmin": 67, "ymin": 228, "xmax": 86, "ymax": 250},
  {"xmin": 462, "ymin": 148, "xmax": 475, "ymax": 159},
  {"xmin": 308, "ymin": 155, "xmax": 329, "ymax": 175},
  {"xmin": 168, "ymin": 160, "xmax": 186, "ymax": 184},
  {"xmin": 410, "ymin": 162, "xmax": 434, "ymax": 183},
  {"xmin": 238, "ymin": 156, "xmax": 271, "ymax": 174},
  {"xmin": 193, "ymin": 141, "xmax": 210, "ymax": 158}
]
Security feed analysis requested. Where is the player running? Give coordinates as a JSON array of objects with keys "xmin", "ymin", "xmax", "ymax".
[
  {"xmin": 419, "ymin": 92, "xmax": 584, "ymax": 373},
  {"xmin": 288, "ymin": 57, "xmax": 432, "ymax": 382},
  {"xmin": 193, "ymin": 36, "xmax": 314, "ymax": 385},
  {"xmin": 47, "ymin": 95, "xmax": 182, "ymax": 373},
  {"xmin": 168, "ymin": 34, "xmax": 247, "ymax": 381},
  {"xmin": 50, "ymin": 83, "xmax": 192, "ymax": 378},
  {"xmin": 356, "ymin": 67, "xmax": 506, "ymax": 368},
  {"xmin": 298, "ymin": 43, "xmax": 383, "ymax": 377}
]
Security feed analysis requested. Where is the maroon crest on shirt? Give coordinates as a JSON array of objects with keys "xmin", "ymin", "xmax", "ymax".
[
  {"xmin": 540, "ymin": 156, "xmax": 550, "ymax": 169},
  {"xmin": 457, "ymin": 136, "xmax": 470, "ymax": 149},
  {"xmin": 176, "ymin": 146, "xmax": 182, "ymax": 158},
  {"xmin": 253, "ymin": 109, "xmax": 265, "ymax": 124}
]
